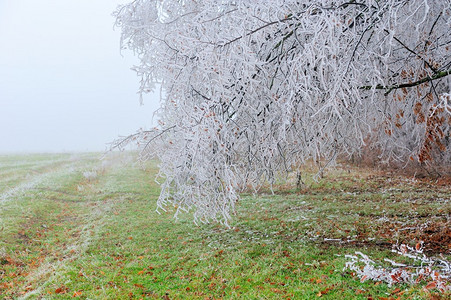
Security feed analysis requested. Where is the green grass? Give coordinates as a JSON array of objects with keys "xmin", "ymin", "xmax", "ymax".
[{"xmin": 0, "ymin": 153, "xmax": 449, "ymax": 299}]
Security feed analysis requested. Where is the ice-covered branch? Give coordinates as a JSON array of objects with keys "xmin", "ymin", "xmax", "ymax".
[
  {"xmin": 360, "ymin": 69, "xmax": 451, "ymax": 95},
  {"xmin": 114, "ymin": 0, "xmax": 451, "ymax": 223}
]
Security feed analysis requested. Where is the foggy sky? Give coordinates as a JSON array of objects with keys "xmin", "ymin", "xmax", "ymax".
[{"xmin": 0, "ymin": 0, "xmax": 159, "ymax": 153}]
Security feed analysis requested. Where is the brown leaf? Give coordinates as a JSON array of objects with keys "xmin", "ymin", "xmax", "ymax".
[
  {"xmin": 424, "ymin": 281, "xmax": 437, "ymax": 290},
  {"xmin": 55, "ymin": 286, "xmax": 68, "ymax": 294},
  {"xmin": 432, "ymin": 271, "xmax": 440, "ymax": 280},
  {"xmin": 415, "ymin": 242, "xmax": 422, "ymax": 251},
  {"xmin": 390, "ymin": 274, "xmax": 400, "ymax": 283},
  {"xmin": 72, "ymin": 291, "xmax": 82, "ymax": 297},
  {"xmin": 390, "ymin": 288, "xmax": 401, "ymax": 295},
  {"xmin": 318, "ymin": 287, "xmax": 331, "ymax": 296}
]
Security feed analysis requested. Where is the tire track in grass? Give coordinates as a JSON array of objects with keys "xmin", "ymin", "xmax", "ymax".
[
  {"xmin": 16, "ymin": 155, "xmax": 132, "ymax": 299},
  {"xmin": 0, "ymin": 155, "xmax": 85, "ymax": 202},
  {"xmin": 0, "ymin": 153, "xmax": 102, "ymax": 205},
  {"xmin": 0, "ymin": 154, "xmax": 68, "ymax": 171},
  {"xmin": 0, "ymin": 155, "xmax": 77, "ymax": 193},
  {"xmin": 0, "ymin": 156, "xmax": 96, "ymax": 233},
  {"xmin": 18, "ymin": 196, "xmax": 121, "ymax": 299},
  {"xmin": 0, "ymin": 169, "xmax": 66, "ymax": 204},
  {"xmin": 0, "ymin": 153, "xmax": 101, "ymax": 186},
  {"xmin": 0, "ymin": 153, "xmax": 104, "ymax": 297}
]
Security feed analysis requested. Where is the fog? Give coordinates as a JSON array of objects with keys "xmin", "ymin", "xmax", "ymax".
[{"xmin": 0, "ymin": 0, "xmax": 159, "ymax": 153}]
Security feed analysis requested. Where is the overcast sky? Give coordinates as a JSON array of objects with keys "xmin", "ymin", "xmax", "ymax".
[{"xmin": 0, "ymin": 0, "xmax": 160, "ymax": 153}]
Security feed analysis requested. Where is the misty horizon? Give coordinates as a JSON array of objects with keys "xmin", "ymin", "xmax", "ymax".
[{"xmin": 0, "ymin": 0, "xmax": 160, "ymax": 153}]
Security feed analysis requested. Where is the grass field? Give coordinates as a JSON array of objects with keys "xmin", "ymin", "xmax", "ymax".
[{"xmin": 0, "ymin": 152, "xmax": 449, "ymax": 299}]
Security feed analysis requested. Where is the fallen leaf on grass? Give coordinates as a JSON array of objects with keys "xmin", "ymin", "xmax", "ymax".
[
  {"xmin": 355, "ymin": 289, "xmax": 365, "ymax": 295},
  {"xmin": 72, "ymin": 291, "xmax": 82, "ymax": 297},
  {"xmin": 390, "ymin": 274, "xmax": 400, "ymax": 283},
  {"xmin": 415, "ymin": 242, "xmax": 422, "ymax": 251},
  {"xmin": 55, "ymin": 286, "xmax": 68, "ymax": 294},
  {"xmin": 0, "ymin": 282, "xmax": 12, "ymax": 290},
  {"xmin": 138, "ymin": 269, "xmax": 146, "ymax": 275},
  {"xmin": 424, "ymin": 281, "xmax": 437, "ymax": 290},
  {"xmin": 432, "ymin": 271, "xmax": 440, "ymax": 280},
  {"xmin": 390, "ymin": 288, "xmax": 401, "ymax": 295},
  {"xmin": 317, "ymin": 287, "xmax": 332, "ymax": 297}
]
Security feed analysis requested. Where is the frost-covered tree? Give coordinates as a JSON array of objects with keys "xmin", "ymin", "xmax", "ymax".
[{"xmin": 112, "ymin": 0, "xmax": 451, "ymax": 225}]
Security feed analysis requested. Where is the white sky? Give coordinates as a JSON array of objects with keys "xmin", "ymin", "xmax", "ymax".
[{"xmin": 0, "ymin": 0, "xmax": 160, "ymax": 153}]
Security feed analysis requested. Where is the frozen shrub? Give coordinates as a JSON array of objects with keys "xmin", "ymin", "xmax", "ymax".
[
  {"xmin": 345, "ymin": 243, "xmax": 450, "ymax": 293},
  {"xmin": 82, "ymin": 170, "xmax": 97, "ymax": 181}
]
